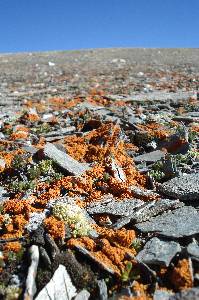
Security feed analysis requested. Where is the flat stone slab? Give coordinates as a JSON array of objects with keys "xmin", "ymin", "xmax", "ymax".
[
  {"xmin": 132, "ymin": 199, "xmax": 183, "ymax": 223},
  {"xmin": 86, "ymin": 195, "xmax": 144, "ymax": 217},
  {"xmin": 106, "ymin": 90, "xmax": 196, "ymax": 103},
  {"xmin": 43, "ymin": 143, "xmax": 90, "ymax": 176},
  {"xmin": 111, "ymin": 199, "xmax": 183, "ymax": 229},
  {"xmin": 135, "ymin": 206, "xmax": 199, "ymax": 238},
  {"xmin": 158, "ymin": 173, "xmax": 199, "ymax": 201},
  {"xmin": 134, "ymin": 150, "xmax": 165, "ymax": 164},
  {"xmin": 136, "ymin": 237, "xmax": 181, "ymax": 267}
]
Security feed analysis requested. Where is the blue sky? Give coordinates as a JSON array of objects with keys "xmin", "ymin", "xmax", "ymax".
[{"xmin": 0, "ymin": 0, "xmax": 198, "ymax": 53}]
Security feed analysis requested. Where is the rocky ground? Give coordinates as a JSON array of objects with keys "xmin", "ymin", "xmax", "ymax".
[{"xmin": 0, "ymin": 48, "xmax": 199, "ymax": 300}]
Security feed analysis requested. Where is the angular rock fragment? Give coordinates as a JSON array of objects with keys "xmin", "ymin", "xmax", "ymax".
[
  {"xmin": 187, "ymin": 242, "xmax": 199, "ymax": 260},
  {"xmin": 136, "ymin": 237, "xmax": 181, "ymax": 267},
  {"xmin": 170, "ymin": 288, "xmax": 199, "ymax": 300},
  {"xmin": 132, "ymin": 199, "xmax": 183, "ymax": 223},
  {"xmin": 131, "ymin": 185, "xmax": 160, "ymax": 201},
  {"xmin": 35, "ymin": 264, "xmax": 77, "ymax": 300},
  {"xmin": 158, "ymin": 173, "xmax": 199, "ymax": 201},
  {"xmin": 135, "ymin": 206, "xmax": 199, "ymax": 238},
  {"xmin": 74, "ymin": 290, "xmax": 90, "ymax": 300},
  {"xmin": 86, "ymin": 195, "xmax": 144, "ymax": 217},
  {"xmin": 134, "ymin": 150, "xmax": 165, "ymax": 164},
  {"xmin": 45, "ymin": 233, "xmax": 60, "ymax": 260},
  {"xmin": 43, "ymin": 142, "xmax": 90, "ymax": 176},
  {"xmin": 111, "ymin": 199, "xmax": 182, "ymax": 229},
  {"xmin": 97, "ymin": 279, "xmax": 108, "ymax": 300},
  {"xmin": 24, "ymin": 245, "xmax": 39, "ymax": 300}
]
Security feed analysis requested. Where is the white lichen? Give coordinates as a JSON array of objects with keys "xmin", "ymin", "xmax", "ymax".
[{"xmin": 52, "ymin": 202, "xmax": 91, "ymax": 237}]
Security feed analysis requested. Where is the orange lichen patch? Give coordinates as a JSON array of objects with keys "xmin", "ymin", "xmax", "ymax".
[
  {"xmin": 64, "ymin": 135, "xmax": 88, "ymax": 162},
  {"xmin": 129, "ymin": 281, "xmax": 152, "ymax": 300},
  {"xmin": 48, "ymin": 97, "xmax": 81, "ymax": 109},
  {"xmin": 137, "ymin": 122, "xmax": 171, "ymax": 140},
  {"xmin": 176, "ymin": 107, "xmax": 186, "ymax": 115},
  {"xmin": 3, "ymin": 199, "xmax": 34, "ymax": 217},
  {"xmin": 24, "ymin": 113, "xmax": 40, "ymax": 122},
  {"xmin": 14, "ymin": 126, "xmax": 29, "ymax": 133},
  {"xmin": 68, "ymin": 235, "xmax": 136, "ymax": 276},
  {"xmin": 92, "ymin": 251, "xmax": 121, "ymax": 275},
  {"xmin": 170, "ymin": 259, "xmax": 193, "ymax": 291},
  {"xmin": 3, "ymin": 241, "xmax": 21, "ymax": 253},
  {"xmin": 0, "ymin": 149, "xmax": 24, "ymax": 168},
  {"xmin": 67, "ymin": 236, "xmax": 96, "ymax": 251},
  {"xmin": 10, "ymin": 131, "xmax": 29, "ymax": 140},
  {"xmin": 44, "ymin": 216, "xmax": 65, "ymax": 240},
  {"xmin": 191, "ymin": 125, "xmax": 199, "ymax": 133},
  {"xmin": 12, "ymin": 214, "xmax": 28, "ymax": 231}
]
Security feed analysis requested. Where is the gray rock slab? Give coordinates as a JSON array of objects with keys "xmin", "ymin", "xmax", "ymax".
[
  {"xmin": 111, "ymin": 199, "xmax": 183, "ymax": 229},
  {"xmin": 158, "ymin": 173, "xmax": 199, "ymax": 201},
  {"xmin": 134, "ymin": 150, "xmax": 165, "ymax": 164},
  {"xmin": 86, "ymin": 195, "xmax": 144, "ymax": 217},
  {"xmin": 170, "ymin": 288, "xmax": 199, "ymax": 300},
  {"xmin": 135, "ymin": 206, "xmax": 199, "ymax": 238},
  {"xmin": 132, "ymin": 199, "xmax": 183, "ymax": 223},
  {"xmin": 136, "ymin": 237, "xmax": 181, "ymax": 267},
  {"xmin": 106, "ymin": 91, "xmax": 196, "ymax": 103},
  {"xmin": 43, "ymin": 142, "xmax": 90, "ymax": 176}
]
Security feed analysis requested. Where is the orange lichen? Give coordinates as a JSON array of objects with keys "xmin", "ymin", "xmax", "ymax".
[
  {"xmin": 44, "ymin": 216, "xmax": 65, "ymax": 240},
  {"xmin": 137, "ymin": 122, "xmax": 171, "ymax": 140},
  {"xmin": 10, "ymin": 131, "xmax": 28, "ymax": 140},
  {"xmin": 3, "ymin": 199, "xmax": 33, "ymax": 217},
  {"xmin": 3, "ymin": 241, "xmax": 21, "ymax": 253},
  {"xmin": 24, "ymin": 113, "xmax": 40, "ymax": 122},
  {"xmin": 170, "ymin": 259, "xmax": 193, "ymax": 291},
  {"xmin": 68, "ymin": 233, "xmax": 136, "ymax": 276},
  {"xmin": 12, "ymin": 214, "xmax": 28, "ymax": 231},
  {"xmin": 0, "ymin": 149, "xmax": 24, "ymax": 168}
]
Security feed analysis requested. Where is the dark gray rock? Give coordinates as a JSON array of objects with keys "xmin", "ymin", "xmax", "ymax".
[
  {"xmin": 45, "ymin": 233, "xmax": 60, "ymax": 260},
  {"xmin": 134, "ymin": 150, "xmax": 165, "ymax": 164},
  {"xmin": 40, "ymin": 246, "xmax": 52, "ymax": 268},
  {"xmin": 43, "ymin": 142, "xmax": 90, "ymax": 176},
  {"xmin": 132, "ymin": 199, "xmax": 183, "ymax": 223},
  {"xmin": 136, "ymin": 237, "xmax": 181, "ymax": 267},
  {"xmin": 111, "ymin": 199, "xmax": 183, "ymax": 229},
  {"xmin": 135, "ymin": 206, "xmax": 199, "ymax": 238},
  {"xmin": 170, "ymin": 288, "xmax": 199, "ymax": 300},
  {"xmin": 158, "ymin": 173, "xmax": 199, "ymax": 201},
  {"xmin": 86, "ymin": 195, "xmax": 144, "ymax": 217}
]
